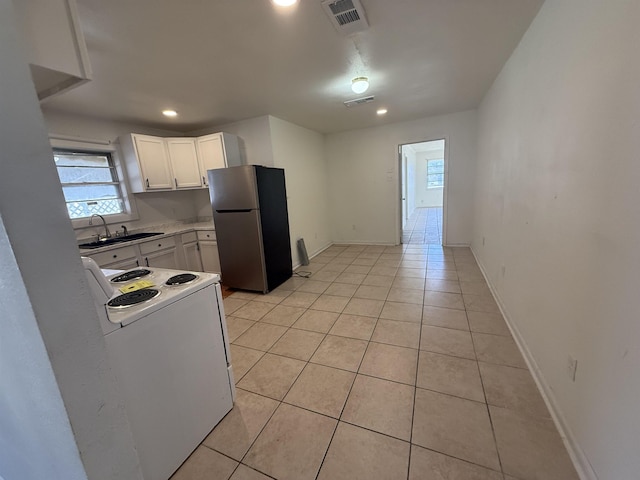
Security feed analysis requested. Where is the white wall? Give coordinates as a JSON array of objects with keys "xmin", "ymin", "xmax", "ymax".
[
  {"xmin": 326, "ymin": 110, "xmax": 477, "ymax": 245},
  {"xmin": 471, "ymin": 1, "xmax": 640, "ymax": 478},
  {"xmin": 269, "ymin": 116, "xmax": 331, "ymax": 263},
  {"xmin": 415, "ymin": 151, "xmax": 444, "ymax": 208},
  {"xmin": 0, "ymin": 3, "xmax": 141, "ymax": 478}
]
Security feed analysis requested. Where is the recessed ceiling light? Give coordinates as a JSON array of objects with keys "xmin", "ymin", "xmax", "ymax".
[
  {"xmin": 377, "ymin": 108, "xmax": 388, "ymax": 115},
  {"xmin": 272, "ymin": 0, "xmax": 297, "ymax": 6},
  {"xmin": 162, "ymin": 110, "xmax": 177, "ymax": 117},
  {"xmin": 351, "ymin": 77, "xmax": 369, "ymax": 94}
]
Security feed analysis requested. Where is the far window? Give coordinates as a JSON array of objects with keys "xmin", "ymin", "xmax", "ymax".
[
  {"xmin": 427, "ymin": 159, "xmax": 444, "ymax": 188},
  {"xmin": 54, "ymin": 149, "xmax": 125, "ymax": 219}
]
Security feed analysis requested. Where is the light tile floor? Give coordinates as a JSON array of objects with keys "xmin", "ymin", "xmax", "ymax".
[
  {"xmin": 171, "ymin": 241, "xmax": 579, "ymax": 480},
  {"xmin": 403, "ymin": 207, "xmax": 442, "ymax": 244}
]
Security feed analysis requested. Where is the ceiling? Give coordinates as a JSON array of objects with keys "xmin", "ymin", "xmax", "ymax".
[{"xmin": 42, "ymin": 0, "xmax": 544, "ymax": 134}]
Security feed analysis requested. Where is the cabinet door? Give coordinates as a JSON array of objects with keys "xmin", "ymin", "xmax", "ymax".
[
  {"xmin": 88, "ymin": 245, "xmax": 138, "ymax": 267},
  {"xmin": 183, "ymin": 241, "xmax": 203, "ymax": 272},
  {"xmin": 102, "ymin": 257, "xmax": 140, "ymax": 271},
  {"xmin": 199, "ymin": 241, "xmax": 220, "ymax": 274},
  {"xmin": 132, "ymin": 135, "xmax": 173, "ymax": 190},
  {"xmin": 144, "ymin": 248, "xmax": 179, "ymax": 269},
  {"xmin": 166, "ymin": 138, "xmax": 203, "ymax": 189},
  {"xmin": 196, "ymin": 134, "xmax": 225, "ymax": 187}
]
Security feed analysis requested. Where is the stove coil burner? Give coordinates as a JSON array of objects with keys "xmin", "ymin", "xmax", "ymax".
[
  {"xmin": 110, "ymin": 269, "xmax": 152, "ymax": 283},
  {"xmin": 165, "ymin": 273, "xmax": 199, "ymax": 286},
  {"xmin": 107, "ymin": 289, "xmax": 160, "ymax": 308}
]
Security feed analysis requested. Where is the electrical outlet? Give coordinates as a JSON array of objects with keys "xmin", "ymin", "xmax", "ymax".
[{"xmin": 567, "ymin": 355, "xmax": 578, "ymax": 382}]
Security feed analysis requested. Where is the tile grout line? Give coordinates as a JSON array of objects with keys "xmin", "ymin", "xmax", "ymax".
[
  {"xmin": 406, "ymin": 255, "xmax": 425, "ymax": 480},
  {"xmin": 309, "ymin": 253, "xmax": 380, "ymax": 480},
  {"xmin": 313, "ymin": 301, "xmax": 383, "ymax": 480},
  {"xmin": 454, "ymin": 252, "xmax": 506, "ymax": 476}
]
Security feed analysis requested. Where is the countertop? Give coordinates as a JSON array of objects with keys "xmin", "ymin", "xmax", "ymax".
[{"xmin": 78, "ymin": 221, "xmax": 215, "ymax": 254}]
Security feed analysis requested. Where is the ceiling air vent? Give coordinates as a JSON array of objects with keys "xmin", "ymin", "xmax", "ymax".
[
  {"xmin": 344, "ymin": 95, "xmax": 375, "ymax": 108},
  {"xmin": 322, "ymin": 0, "xmax": 369, "ymax": 35}
]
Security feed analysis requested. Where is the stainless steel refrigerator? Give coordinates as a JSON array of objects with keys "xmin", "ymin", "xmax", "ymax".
[{"xmin": 208, "ymin": 165, "xmax": 292, "ymax": 293}]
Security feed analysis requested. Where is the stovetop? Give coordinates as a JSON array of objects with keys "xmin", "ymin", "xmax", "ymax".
[{"xmin": 103, "ymin": 267, "xmax": 219, "ymax": 326}]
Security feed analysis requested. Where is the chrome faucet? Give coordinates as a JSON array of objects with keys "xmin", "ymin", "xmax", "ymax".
[{"xmin": 89, "ymin": 214, "xmax": 111, "ymax": 240}]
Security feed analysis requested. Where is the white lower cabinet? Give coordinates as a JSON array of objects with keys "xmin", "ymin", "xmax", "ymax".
[
  {"xmin": 140, "ymin": 236, "xmax": 179, "ymax": 269},
  {"xmin": 180, "ymin": 231, "xmax": 203, "ymax": 271},
  {"xmin": 142, "ymin": 248, "xmax": 178, "ymax": 269},
  {"xmin": 197, "ymin": 230, "xmax": 220, "ymax": 274},
  {"xmin": 104, "ymin": 258, "xmax": 141, "ymax": 271},
  {"xmin": 88, "ymin": 245, "xmax": 139, "ymax": 270},
  {"xmin": 84, "ymin": 230, "xmax": 218, "ymax": 274}
]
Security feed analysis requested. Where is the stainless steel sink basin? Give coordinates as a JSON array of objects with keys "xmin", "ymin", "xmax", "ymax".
[
  {"xmin": 79, "ymin": 232, "xmax": 164, "ymax": 249},
  {"xmin": 117, "ymin": 232, "xmax": 164, "ymax": 242}
]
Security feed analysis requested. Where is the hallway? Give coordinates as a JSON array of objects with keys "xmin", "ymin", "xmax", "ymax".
[{"xmin": 403, "ymin": 207, "xmax": 443, "ymax": 245}]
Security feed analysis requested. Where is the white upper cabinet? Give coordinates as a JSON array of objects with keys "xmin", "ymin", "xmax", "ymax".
[
  {"xmin": 121, "ymin": 132, "xmax": 242, "ymax": 192},
  {"xmin": 197, "ymin": 133, "xmax": 242, "ymax": 186},
  {"xmin": 121, "ymin": 134, "xmax": 174, "ymax": 192},
  {"xmin": 13, "ymin": 0, "xmax": 92, "ymax": 101},
  {"xmin": 165, "ymin": 138, "xmax": 202, "ymax": 189}
]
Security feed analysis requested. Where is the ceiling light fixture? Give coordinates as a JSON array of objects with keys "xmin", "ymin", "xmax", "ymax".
[
  {"xmin": 162, "ymin": 110, "xmax": 177, "ymax": 117},
  {"xmin": 272, "ymin": 0, "xmax": 297, "ymax": 6},
  {"xmin": 351, "ymin": 76, "xmax": 369, "ymax": 94},
  {"xmin": 377, "ymin": 108, "xmax": 388, "ymax": 115}
]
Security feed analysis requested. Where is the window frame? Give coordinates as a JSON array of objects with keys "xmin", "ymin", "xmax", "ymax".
[
  {"xmin": 426, "ymin": 158, "xmax": 445, "ymax": 189},
  {"xmin": 50, "ymin": 138, "xmax": 139, "ymax": 229}
]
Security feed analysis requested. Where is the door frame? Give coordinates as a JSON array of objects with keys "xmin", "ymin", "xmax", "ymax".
[
  {"xmin": 397, "ymin": 136, "xmax": 449, "ymax": 246},
  {"xmin": 401, "ymin": 154, "xmax": 408, "ymax": 228}
]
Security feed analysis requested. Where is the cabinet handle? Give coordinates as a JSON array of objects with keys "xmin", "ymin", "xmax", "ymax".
[
  {"xmin": 113, "ymin": 254, "xmax": 118, "ymax": 259},
  {"xmin": 202, "ymin": 176, "xmax": 207, "ymax": 185},
  {"xmin": 145, "ymin": 257, "xmax": 149, "ymax": 267},
  {"xmin": 174, "ymin": 178, "xmax": 178, "ymax": 188},
  {"xmin": 158, "ymin": 243, "xmax": 162, "ymax": 247},
  {"xmin": 146, "ymin": 178, "xmax": 150, "ymax": 188},
  {"xmin": 196, "ymin": 243, "xmax": 200, "ymax": 251},
  {"xmin": 136, "ymin": 259, "xmax": 139, "ymax": 267}
]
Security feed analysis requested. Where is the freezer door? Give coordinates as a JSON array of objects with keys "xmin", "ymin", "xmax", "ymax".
[
  {"xmin": 213, "ymin": 209, "xmax": 267, "ymax": 292},
  {"xmin": 208, "ymin": 165, "xmax": 258, "ymax": 211}
]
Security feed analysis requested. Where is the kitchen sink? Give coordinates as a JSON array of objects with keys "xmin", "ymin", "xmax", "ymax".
[
  {"xmin": 79, "ymin": 232, "xmax": 164, "ymax": 249},
  {"xmin": 117, "ymin": 232, "xmax": 165, "ymax": 241}
]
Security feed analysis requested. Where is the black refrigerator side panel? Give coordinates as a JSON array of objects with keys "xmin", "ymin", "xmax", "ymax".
[{"xmin": 255, "ymin": 166, "xmax": 292, "ymax": 291}]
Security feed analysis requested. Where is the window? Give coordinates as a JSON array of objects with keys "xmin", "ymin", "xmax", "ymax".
[
  {"xmin": 427, "ymin": 159, "xmax": 444, "ymax": 188},
  {"xmin": 54, "ymin": 149, "xmax": 126, "ymax": 219}
]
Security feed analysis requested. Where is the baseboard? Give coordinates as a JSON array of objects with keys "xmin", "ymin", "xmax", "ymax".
[
  {"xmin": 330, "ymin": 241, "xmax": 397, "ymax": 247},
  {"xmin": 291, "ymin": 241, "xmax": 333, "ymax": 270},
  {"xmin": 469, "ymin": 247, "xmax": 598, "ymax": 480}
]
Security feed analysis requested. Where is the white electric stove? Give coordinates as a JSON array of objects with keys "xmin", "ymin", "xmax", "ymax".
[{"xmin": 82, "ymin": 257, "xmax": 234, "ymax": 480}]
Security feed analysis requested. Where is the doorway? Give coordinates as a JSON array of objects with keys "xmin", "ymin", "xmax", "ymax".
[{"xmin": 399, "ymin": 139, "xmax": 446, "ymax": 245}]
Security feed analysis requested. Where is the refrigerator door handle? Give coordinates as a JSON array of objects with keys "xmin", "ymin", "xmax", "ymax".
[{"xmin": 216, "ymin": 209, "xmax": 253, "ymax": 213}]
